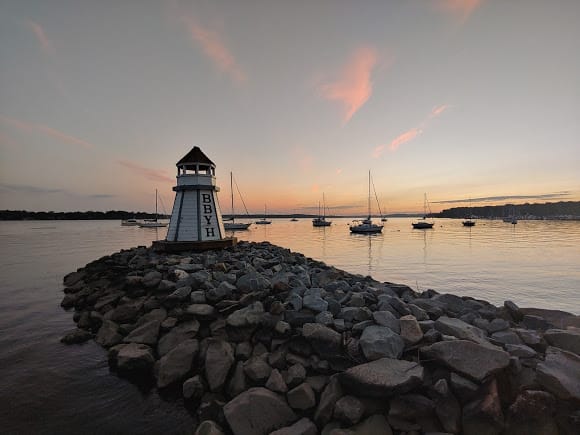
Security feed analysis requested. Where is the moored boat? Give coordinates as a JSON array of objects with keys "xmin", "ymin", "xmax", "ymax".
[
  {"xmin": 223, "ymin": 172, "xmax": 251, "ymax": 231},
  {"xmin": 350, "ymin": 171, "xmax": 383, "ymax": 234},
  {"xmin": 412, "ymin": 193, "xmax": 434, "ymax": 229}
]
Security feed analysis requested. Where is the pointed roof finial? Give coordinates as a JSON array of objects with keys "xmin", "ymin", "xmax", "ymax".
[{"xmin": 176, "ymin": 146, "xmax": 215, "ymax": 166}]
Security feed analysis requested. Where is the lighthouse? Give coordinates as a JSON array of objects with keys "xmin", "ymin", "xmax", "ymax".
[{"xmin": 153, "ymin": 146, "xmax": 235, "ymax": 252}]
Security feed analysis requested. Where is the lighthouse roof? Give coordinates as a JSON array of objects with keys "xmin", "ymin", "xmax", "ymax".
[{"xmin": 176, "ymin": 146, "xmax": 215, "ymax": 167}]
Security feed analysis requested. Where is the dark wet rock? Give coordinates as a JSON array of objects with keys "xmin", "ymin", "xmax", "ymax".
[
  {"xmin": 462, "ymin": 379, "xmax": 504, "ymax": 435},
  {"xmin": 157, "ymin": 338, "xmax": 199, "ymax": 389},
  {"xmin": 61, "ymin": 328, "xmax": 92, "ymax": 344},
  {"xmin": 522, "ymin": 314, "xmax": 550, "ymax": 331},
  {"xmin": 266, "ymin": 368, "xmax": 288, "ymax": 393},
  {"xmin": 236, "ymin": 272, "xmax": 271, "ymax": 293},
  {"xmin": 334, "ymin": 395, "xmax": 364, "ymax": 425},
  {"xmin": 166, "ymin": 286, "xmax": 191, "ymax": 302},
  {"xmin": 64, "ymin": 270, "xmax": 86, "ymax": 287},
  {"xmin": 347, "ymin": 414, "xmax": 393, "ymax": 435},
  {"xmin": 490, "ymin": 330, "xmax": 522, "ymax": 345},
  {"xmin": 186, "ymin": 304, "xmax": 216, "ymax": 319},
  {"xmin": 207, "ymin": 282, "xmax": 236, "ymax": 303},
  {"xmin": 270, "ymin": 417, "xmax": 317, "ymax": 435},
  {"xmin": 95, "ymin": 320, "xmax": 123, "ymax": 347},
  {"xmin": 301, "ymin": 323, "xmax": 342, "ymax": 358},
  {"xmin": 449, "ymin": 373, "xmax": 480, "ymax": 402},
  {"xmin": 514, "ymin": 328, "xmax": 543, "ymax": 348},
  {"xmin": 486, "ymin": 318, "xmax": 510, "ymax": 333},
  {"xmin": 315, "ymin": 376, "xmax": 344, "ymax": 427},
  {"xmin": 110, "ymin": 302, "xmax": 141, "ymax": 324},
  {"xmin": 227, "ymin": 362, "xmax": 247, "ymax": 398},
  {"xmin": 505, "ymin": 343, "xmax": 537, "ymax": 358},
  {"xmin": 303, "ymin": 288, "xmax": 328, "ymax": 312},
  {"xmin": 205, "ymin": 339, "xmax": 235, "ymax": 392},
  {"xmin": 544, "ymin": 328, "xmax": 580, "ymax": 355},
  {"xmin": 421, "ymin": 340, "xmax": 510, "ymax": 382},
  {"xmin": 432, "ymin": 378, "xmax": 461, "ymax": 434},
  {"xmin": 399, "ymin": 315, "xmax": 423, "ymax": 345},
  {"xmin": 183, "ymin": 375, "xmax": 205, "ymax": 401},
  {"xmin": 339, "ymin": 358, "xmax": 424, "ymax": 398},
  {"xmin": 372, "ymin": 311, "xmax": 400, "ymax": 333},
  {"xmin": 536, "ymin": 346, "xmax": 580, "ymax": 401},
  {"xmin": 194, "ymin": 420, "xmax": 224, "ymax": 435},
  {"xmin": 359, "ymin": 326, "xmax": 405, "ymax": 360},
  {"xmin": 226, "ymin": 302, "xmax": 264, "ymax": 328},
  {"xmin": 505, "ymin": 390, "xmax": 558, "ymax": 435},
  {"xmin": 504, "ymin": 300, "xmax": 524, "ymax": 322},
  {"xmin": 157, "ymin": 279, "xmax": 176, "ymax": 292},
  {"xmin": 243, "ymin": 356, "xmax": 271, "ymax": 384},
  {"xmin": 142, "ymin": 271, "xmax": 162, "ymax": 288},
  {"xmin": 223, "ymin": 387, "xmax": 297, "ymax": 435},
  {"xmin": 306, "ymin": 375, "xmax": 328, "ymax": 393},
  {"xmin": 115, "ymin": 343, "xmax": 155, "ymax": 376},
  {"xmin": 284, "ymin": 363, "xmax": 306, "ymax": 389},
  {"xmin": 287, "ymin": 382, "xmax": 316, "ymax": 410},
  {"xmin": 157, "ymin": 320, "xmax": 200, "ymax": 357},
  {"xmin": 285, "ymin": 311, "xmax": 315, "ymax": 327},
  {"xmin": 190, "ymin": 290, "xmax": 207, "ymax": 304},
  {"xmin": 315, "ymin": 311, "xmax": 334, "ymax": 326},
  {"xmin": 122, "ymin": 320, "xmax": 160, "ymax": 346}
]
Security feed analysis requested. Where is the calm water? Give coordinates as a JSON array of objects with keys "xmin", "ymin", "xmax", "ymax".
[{"xmin": 0, "ymin": 218, "xmax": 579, "ymax": 433}]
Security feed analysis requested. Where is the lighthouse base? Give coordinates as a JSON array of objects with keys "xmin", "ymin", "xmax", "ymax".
[{"xmin": 152, "ymin": 238, "xmax": 237, "ymax": 253}]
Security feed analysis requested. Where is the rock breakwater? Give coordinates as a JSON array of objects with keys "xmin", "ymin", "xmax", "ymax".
[{"xmin": 60, "ymin": 241, "xmax": 580, "ymax": 434}]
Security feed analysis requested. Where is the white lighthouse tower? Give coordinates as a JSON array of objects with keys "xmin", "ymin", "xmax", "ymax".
[{"xmin": 154, "ymin": 146, "xmax": 235, "ymax": 252}]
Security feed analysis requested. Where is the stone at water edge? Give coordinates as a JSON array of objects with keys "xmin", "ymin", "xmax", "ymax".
[
  {"xmin": 122, "ymin": 320, "xmax": 160, "ymax": 346},
  {"xmin": 544, "ymin": 328, "xmax": 580, "ymax": 356},
  {"xmin": 60, "ymin": 328, "xmax": 92, "ymax": 344},
  {"xmin": 156, "ymin": 339, "xmax": 199, "ymax": 389},
  {"xmin": 115, "ymin": 343, "xmax": 155, "ymax": 376},
  {"xmin": 399, "ymin": 315, "xmax": 423, "ymax": 345},
  {"xmin": 95, "ymin": 320, "xmax": 123, "ymax": 347},
  {"xmin": 420, "ymin": 340, "xmax": 510, "ymax": 382},
  {"xmin": 156, "ymin": 319, "xmax": 200, "ymax": 357},
  {"xmin": 223, "ymin": 387, "xmax": 297, "ymax": 435},
  {"xmin": 536, "ymin": 346, "xmax": 580, "ymax": 402},
  {"xmin": 338, "ymin": 358, "xmax": 424, "ymax": 398},
  {"xmin": 359, "ymin": 325, "xmax": 405, "ymax": 360}
]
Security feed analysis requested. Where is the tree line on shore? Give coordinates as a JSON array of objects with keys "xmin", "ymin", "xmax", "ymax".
[
  {"xmin": 434, "ymin": 201, "xmax": 580, "ymax": 219},
  {"xmin": 0, "ymin": 210, "xmax": 169, "ymax": 221}
]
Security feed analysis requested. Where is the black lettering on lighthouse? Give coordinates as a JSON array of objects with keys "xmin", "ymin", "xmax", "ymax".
[
  {"xmin": 206, "ymin": 227, "xmax": 215, "ymax": 237},
  {"xmin": 204, "ymin": 216, "xmax": 212, "ymax": 224},
  {"xmin": 203, "ymin": 204, "xmax": 212, "ymax": 214},
  {"xmin": 202, "ymin": 193, "xmax": 211, "ymax": 203}
]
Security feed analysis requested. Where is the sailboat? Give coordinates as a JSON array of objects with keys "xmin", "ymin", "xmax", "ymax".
[
  {"xmin": 412, "ymin": 193, "xmax": 434, "ymax": 229},
  {"xmin": 350, "ymin": 171, "xmax": 383, "ymax": 234},
  {"xmin": 462, "ymin": 198, "xmax": 476, "ymax": 227},
  {"xmin": 255, "ymin": 205, "xmax": 272, "ymax": 224},
  {"xmin": 502, "ymin": 206, "xmax": 518, "ymax": 224},
  {"xmin": 312, "ymin": 193, "xmax": 332, "ymax": 227},
  {"xmin": 139, "ymin": 189, "xmax": 168, "ymax": 228},
  {"xmin": 223, "ymin": 172, "xmax": 251, "ymax": 230}
]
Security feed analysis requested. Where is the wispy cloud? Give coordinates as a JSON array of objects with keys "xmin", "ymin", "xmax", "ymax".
[
  {"xmin": 373, "ymin": 104, "xmax": 450, "ymax": 157},
  {"xmin": 118, "ymin": 160, "xmax": 174, "ymax": 183},
  {"xmin": 435, "ymin": 0, "xmax": 483, "ymax": 23},
  {"xmin": 0, "ymin": 183, "xmax": 66, "ymax": 194},
  {"xmin": 182, "ymin": 17, "xmax": 246, "ymax": 84},
  {"xmin": 88, "ymin": 194, "xmax": 116, "ymax": 199},
  {"xmin": 336, "ymin": 168, "xmax": 343, "ymax": 175},
  {"xmin": 319, "ymin": 47, "xmax": 378, "ymax": 123},
  {"xmin": 434, "ymin": 192, "xmax": 571, "ymax": 204},
  {"xmin": 0, "ymin": 115, "xmax": 94, "ymax": 149},
  {"xmin": 27, "ymin": 20, "xmax": 54, "ymax": 55}
]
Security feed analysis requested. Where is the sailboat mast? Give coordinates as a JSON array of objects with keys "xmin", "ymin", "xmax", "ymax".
[
  {"xmin": 155, "ymin": 189, "xmax": 158, "ymax": 221},
  {"xmin": 230, "ymin": 172, "xmax": 234, "ymax": 223},
  {"xmin": 368, "ymin": 171, "xmax": 371, "ymax": 218},
  {"xmin": 323, "ymin": 193, "xmax": 326, "ymax": 219}
]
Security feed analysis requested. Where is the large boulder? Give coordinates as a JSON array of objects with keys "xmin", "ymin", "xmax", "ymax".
[
  {"xmin": 115, "ymin": 343, "xmax": 155, "ymax": 376},
  {"xmin": 226, "ymin": 302, "xmax": 265, "ymax": 328},
  {"xmin": 236, "ymin": 272, "xmax": 271, "ymax": 293},
  {"xmin": 223, "ymin": 387, "xmax": 297, "ymax": 435},
  {"xmin": 505, "ymin": 390, "xmax": 558, "ymax": 435},
  {"xmin": 314, "ymin": 376, "xmax": 344, "ymax": 427},
  {"xmin": 359, "ymin": 326, "xmax": 404, "ymax": 360},
  {"xmin": 462, "ymin": 379, "xmax": 504, "ymax": 435},
  {"xmin": 421, "ymin": 340, "xmax": 510, "ymax": 382},
  {"xmin": 347, "ymin": 414, "xmax": 393, "ymax": 435},
  {"xmin": 544, "ymin": 329, "xmax": 580, "ymax": 356},
  {"xmin": 269, "ymin": 418, "xmax": 317, "ymax": 435},
  {"xmin": 122, "ymin": 320, "xmax": 160, "ymax": 346},
  {"xmin": 435, "ymin": 316, "xmax": 491, "ymax": 347},
  {"xmin": 157, "ymin": 339, "xmax": 199, "ymax": 389},
  {"xmin": 157, "ymin": 320, "xmax": 200, "ymax": 357},
  {"xmin": 339, "ymin": 358, "xmax": 423, "ymax": 398},
  {"xmin": 95, "ymin": 320, "xmax": 123, "ymax": 347},
  {"xmin": 536, "ymin": 346, "xmax": 580, "ymax": 401}
]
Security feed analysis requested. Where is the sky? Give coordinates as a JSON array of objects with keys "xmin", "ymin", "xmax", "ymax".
[{"xmin": 1, "ymin": 0, "xmax": 579, "ymax": 215}]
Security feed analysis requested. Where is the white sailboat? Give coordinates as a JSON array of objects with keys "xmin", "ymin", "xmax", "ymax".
[
  {"xmin": 350, "ymin": 171, "xmax": 383, "ymax": 234},
  {"xmin": 255, "ymin": 205, "xmax": 272, "ymax": 224},
  {"xmin": 139, "ymin": 189, "xmax": 168, "ymax": 228},
  {"xmin": 312, "ymin": 193, "xmax": 332, "ymax": 227},
  {"xmin": 223, "ymin": 172, "xmax": 251, "ymax": 230},
  {"xmin": 412, "ymin": 193, "xmax": 434, "ymax": 229}
]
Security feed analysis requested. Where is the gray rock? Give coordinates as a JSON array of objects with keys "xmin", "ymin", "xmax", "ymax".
[
  {"xmin": 157, "ymin": 279, "xmax": 176, "ymax": 292},
  {"xmin": 110, "ymin": 303, "xmax": 141, "ymax": 324},
  {"xmin": 339, "ymin": 358, "xmax": 424, "ymax": 398},
  {"xmin": 536, "ymin": 346, "xmax": 580, "ymax": 401},
  {"xmin": 399, "ymin": 315, "xmax": 423, "ymax": 345},
  {"xmin": 183, "ymin": 375, "xmax": 205, "ymax": 401},
  {"xmin": 205, "ymin": 339, "xmax": 235, "ymax": 392},
  {"xmin": 190, "ymin": 270, "xmax": 212, "ymax": 287},
  {"xmin": 167, "ymin": 286, "xmax": 191, "ymax": 301},
  {"xmin": 286, "ymin": 293, "xmax": 303, "ymax": 311},
  {"xmin": 157, "ymin": 320, "xmax": 200, "ymax": 357},
  {"xmin": 190, "ymin": 290, "xmax": 207, "ymax": 304},
  {"xmin": 334, "ymin": 395, "xmax": 364, "ymax": 425},
  {"xmin": 185, "ymin": 304, "xmax": 216, "ymax": 319},
  {"xmin": 435, "ymin": 316, "xmax": 490, "ymax": 347},
  {"xmin": 544, "ymin": 328, "xmax": 580, "ymax": 355},
  {"xmin": 157, "ymin": 339, "xmax": 199, "ymax": 388},
  {"xmin": 244, "ymin": 356, "xmax": 272, "ymax": 384},
  {"xmin": 275, "ymin": 320, "xmax": 291, "ymax": 335},
  {"xmin": 223, "ymin": 387, "xmax": 297, "ymax": 435},
  {"xmin": 341, "ymin": 307, "xmax": 372, "ymax": 322},
  {"xmin": 347, "ymin": 414, "xmax": 393, "ymax": 435},
  {"xmin": 228, "ymin": 361, "xmax": 247, "ymax": 398},
  {"xmin": 490, "ymin": 330, "xmax": 522, "ymax": 345},
  {"xmin": 359, "ymin": 326, "xmax": 405, "ymax": 360},
  {"xmin": 348, "ymin": 293, "xmax": 366, "ymax": 307},
  {"xmin": 504, "ymin": 300, "xmax": 524, "ymax": 322},
  {"xmin": 235, "ymin": 342, "xmax": 252, "ymax": 360},
  {"xmin": 226, "ymin": 302, "xmax": 264, "ymax": 328},
  {"xmin": 514, "ymin": 328, "xmax": 543, "ymax": 347},
  {"xmin": 194, "ymin": 420, "xmax": 224, "ymax": 435},
  {"xmin": 137, "ymin": 307, "xmax": 167, "ymax": 325},
  {"xmin": 522, "ymin": 314, "xmax": 549, "ymax": 331},
  {"xmin": 352, "ymin": 320, "xmax": 375, "ymax": 335},
  {"xmin": 314, "ymin": 376, "xmax": 344, "ymax": 427},
  {"xmin": 116, "ymin": 343, "xmax": 155, "ymax": 375},
  {"xmin": 462, "ymin": 379, "xmax": 504, "ymax": 435},
  {"xmin": 207, "ymin": 281, "xmax": 236, "ymax": 303},
  {"xmin": 303, "ymin": 294, "xmax": 328, "ymax": 313},
  {"xmin": 372, "ymin": 311, "xmax": 400, "ymax": 333},
  {"xmin": 315, "ymin": 311, "xmax": 334, "ymax": 326},
  {"xmin": 236, "ymin": 272, "xmax": 271, "ymax": 293},
  {"xmin": 449, "ymin": 372, "xmax": 479, "ymax": 402},
  {"xmin": 302, "ymin": 323, "xmax": 342, "ymax": 358},
  {"xmin": 270, "ymin": 417, "xmax": 317, "ymax": 435},
  {"xmin": 123, "ymin": 320, "xmax": 160, "ymax": 346},
  {"xmin": 143, "ymin": 271, "xmax": 162, "ymax": 288},
  {"xmin": 285, "ymin": 363, "xmax": 306, "ymax": 388},
  {"xmin": 505, "ymin": 390, "xmax": 558, "ymax": 435},
  {"xmin": 60, "ymin": 328, "xmax": 92, "ymax": 344},
  {"xmin": 421, "ymin": 340, "xmax": 510, "ymax": 382},
  {"xmin": 95, "ymin": 320, "xmax": 122, "ymax": 347},
  {"xmin": 487, "ymin": 318, "xmax": 510, "ymax": 333},
  {"xmin": 432, "ymin": 379, "xmax": 461, "ymax": 434},
  {"xmin": 287, "ymin": 382, "xmax": 316, "ymax": 410},
  {"xmin": 505, "ymin": 344, "xmax": 537, "ymax": 358},
  {"xmin": 266, "ymin": 368, "xmax": 288, "ymax": 393}
]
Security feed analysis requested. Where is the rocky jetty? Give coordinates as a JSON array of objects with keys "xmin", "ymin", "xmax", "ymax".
[{"xmin": 60, "ymin": 241, "xmax": 580, "ymax": 435}]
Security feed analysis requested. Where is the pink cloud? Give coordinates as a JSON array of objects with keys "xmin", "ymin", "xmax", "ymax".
[
  {"xmin": 436, "ymin": 0, "xmax": 483, "ymax": 22},
  {"xmin": 118, "ymin": 160, "xmax": 174, "ymax": 183},
  {"xmin": 430, "ymin": 104, "xmax": 450, "ymax": 117},
  {"xmin": 0, "ymin": 115, "xmax": 94, "ymax": 149},
  {"xmin": 182, "ymin": 17, "xmax": 246, "ymax": 84},
  {"xmin": 311, "ymin": 184, "xmax": 320, "ymax": 193},
  {"xmin": 27, "ymin": 20, "xmax": 54, "ymax": 54},
  {"xmin": 336, "ymin": 168, "xmax": 343, "ymax": 175},
  {"xmin": 319, "ymin": 47, "xmax": 378, "ymax": 123},
  {"xmin": 390, "ymin": 128, "xmax": 422, "ymax": 151}
]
